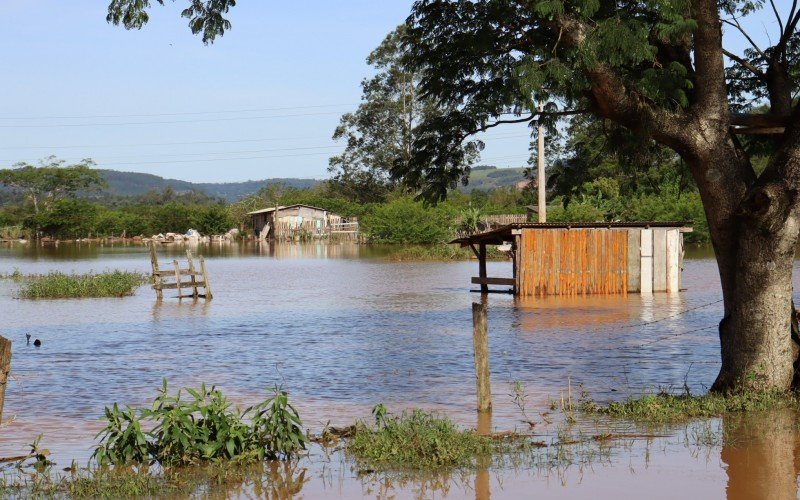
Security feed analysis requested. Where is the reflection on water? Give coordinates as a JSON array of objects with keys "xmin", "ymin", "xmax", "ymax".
[
  {"xmin": 722, "ymin": 410, "xmax": 800, "ymax": 500},
  {"xmin": 2, "ymin": 242, "xmax": 800, "ymax": 498}
]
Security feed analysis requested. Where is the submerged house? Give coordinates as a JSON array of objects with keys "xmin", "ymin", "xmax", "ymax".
[
  {"xmin": 248, "ymin": 204, "xmax": 360, "ymax": 240},
  {"xmin": 248, "ymin": 204, "xmax": 332, "ymax": 239},
  {"xmin": 452, "ymin": 222, "xmax": 692, "ymax": 296}
]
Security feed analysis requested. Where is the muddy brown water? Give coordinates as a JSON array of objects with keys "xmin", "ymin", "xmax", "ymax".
[{"xmin": 0, "ymin": 241, "xmax": 798, "ymax": 498}]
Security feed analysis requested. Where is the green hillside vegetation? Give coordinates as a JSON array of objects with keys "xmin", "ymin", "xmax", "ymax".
[
  {"xmin": 463, "ymin": 166, "xmax": 527, "ymax": 192},
  {"xmin": 95, "ymin": 170, "xmax": 320, "ymax": 201}
]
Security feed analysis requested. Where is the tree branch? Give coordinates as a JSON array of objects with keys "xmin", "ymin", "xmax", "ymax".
[
  {"xmin": 770, "ymin": 0, "xmax": 785, "ymax": 37},
  {"xmin": 722, "ymin": 48, "xmax": 766, "ymax": 79},
  {"xmin": 693, "ymin": 0, "xmax": 729, "ymax": 118},
  {"xmin": 721, "ymin": 18, "xmax": 767, "ymax": 59}
]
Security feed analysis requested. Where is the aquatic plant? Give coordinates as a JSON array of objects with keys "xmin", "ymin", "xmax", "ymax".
[
  {"xmin": 346, "ymin": 405, "xmax": 493, "ymax": 470},
  {"xmin": 580, "ymin": 389, "xmax": 797, "ymax": 423},
  {"xmin": 16, "ymin": 270, "xmax": 147, "ymax": 299},
  {"xmin": 92, "ymin": 381, "xmax": 306, "ymax": 467}
]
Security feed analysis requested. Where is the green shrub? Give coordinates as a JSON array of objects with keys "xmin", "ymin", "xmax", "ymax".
[
  {"xmin": 93, "ymin": 381, "xmax": 307, "ymax": 466},
  {"xmin": 346, "ymin": 405, "xmax": 492, "ymax": 470},
  {"xmin": 362, "ymin": 198, "xmax": 454, "ymax": 244},
  {"xmin": 17, "ymin": 270, "xmax": 146, "ymax": 299}
]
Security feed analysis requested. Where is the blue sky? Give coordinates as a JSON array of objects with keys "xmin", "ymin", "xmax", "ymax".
[{"xmin": 0, "ymin": 2, "xmax": 781, "ymax": 183}]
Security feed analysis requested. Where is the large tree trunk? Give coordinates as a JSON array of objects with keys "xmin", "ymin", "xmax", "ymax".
[
  {"xmin": 685, "ymin": 130, "xmax": 800, "ymax": 392},
  {"xmin": 713, "ymin": 224, "xmax": 797, "ymax": 391}
]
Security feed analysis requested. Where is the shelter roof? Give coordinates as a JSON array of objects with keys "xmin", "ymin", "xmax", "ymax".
[
  {"xmin": 451, "ymin": 221, "xmax": 692, "ymax": 246},
  {"xmin": 247, "ymin": 204, "xmax": 328, "ymax": 215}
]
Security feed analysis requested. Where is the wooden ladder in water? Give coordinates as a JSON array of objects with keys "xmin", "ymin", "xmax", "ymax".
[{"xmin": 149, "ymin": 243, "xmax": 213, "ymax": 300}]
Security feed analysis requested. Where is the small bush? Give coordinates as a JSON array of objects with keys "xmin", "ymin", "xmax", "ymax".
[
  {"xmin": 362, "ymin": 198, "xmax": 454, "ymax": 244},
  {"xmin": 346, "ymin": 405, "xmax": 492, "ymax": 470},
  {"xmin": 581, "ymin": 389, "xmax": 796, "ymax": 423},
  {"xmin": 93, "ymin": 381, "xmax": 307, "ymax": 467},
  {"xmin": 17, "ymin": 270, "xmax": 146, "ymax": 299}
]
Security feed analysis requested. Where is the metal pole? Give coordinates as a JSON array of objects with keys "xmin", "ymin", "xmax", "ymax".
[{"xmin": 537, "ymin": 103, "xmax": 546, "ymax": 223}]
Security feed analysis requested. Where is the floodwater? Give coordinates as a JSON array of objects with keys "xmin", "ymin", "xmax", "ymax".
[{"xmin": 0, "ymin": 241, "xmax": 798, "ymax": 498}]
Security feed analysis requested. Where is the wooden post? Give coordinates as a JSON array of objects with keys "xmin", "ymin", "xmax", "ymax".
[
  {"xmin": 199, "ymin": 256, "xmax": 213, "ymax": 299},
  {"xmin": 0, "ymin": 336, "xmax": 10, "ymax": 425},
  {"xmin": 149, "ymin": 242, "xmax": 163, "ymax": 300},
  {"xmin": 472, "ymin": 302, "xmax": 492, "ymax": 412},
  {"xmin": 173, "ymin": 260, "xmax": 182, "ymax": 299},
  {"xmin": 537, "ymin": 102, "xmax": 546, "ymax": 223},
  {"xmin": 478, "ymin": 243, "xmax": 488, "ymax": 294},
  {"xmin": 186, "ymin": 250, "xmax": 199, "ymax": 299}
]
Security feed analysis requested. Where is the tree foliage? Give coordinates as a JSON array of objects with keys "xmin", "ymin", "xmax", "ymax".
[
  {"xmin": 106, "ymin": 0, "xmax": 236, "ymax": 44},
  {"xmin": 330, "ymin": 26, "xmax": 480, "ymax": 203},
  {"xmin": 0, "ymin": 157, "xmax": 106, "ymax": 215}
]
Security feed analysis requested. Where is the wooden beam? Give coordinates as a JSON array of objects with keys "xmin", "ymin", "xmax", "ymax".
[
  {"xmin": 149, "ymin": 242, "xmax": 163, "ymax": 300},
  {"xmin": 472, "ymin": 302, "xmax": 491, "ymax": 413},
  {"xmin": 478, "ymin": 243, "xmax": 488, "ymax": 294},
  {"xmin": 200, "ymin": 256, "xmax": 213, "ymax": 299},
  {"xmin": 471, "ymin": 277, "xmax": 516, "ymax": 286},
  {"xmin": 152, "ymin": 281, "xmax": 204, "ymax": 290},
  {"xmin": 0, "ymin": 336, "xmax": 10, "ymax": 425}
]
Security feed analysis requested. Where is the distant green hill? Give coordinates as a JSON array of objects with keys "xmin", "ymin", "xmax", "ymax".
[
  {"xmin": 96, "ymin": 170, "xmax": 320, "ymax": 201},
  {"xmin": 463, "ymin": 166, "xmax": 527, "ymax": 191}
]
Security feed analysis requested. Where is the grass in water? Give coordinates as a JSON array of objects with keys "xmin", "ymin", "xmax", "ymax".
[
  {"xmin": 386, "ymin": 244, "xmax": 507, "ymax": 262},
  {"xmin": 580, "ymin": 389, "xmax": 797, "ymax": 423},
  {"xmin": 346, "ymin": 405, "xmax": 493, "ymax": 470},
  {"xmin": 15, "ymin": 270, "xmax": 147, "ymax": 299},
  {"xmin": 0, "ymin": 461, "xmax": 307, "ymax": 499}
]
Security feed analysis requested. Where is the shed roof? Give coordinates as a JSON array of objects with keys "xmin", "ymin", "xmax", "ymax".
[
  {"xmin": 247, "ymin": 204, "xmax": 328, "ymax": 215},
  {"xmin": 451, "ymin": 221, "xmax": 692, "ymax": 246}
]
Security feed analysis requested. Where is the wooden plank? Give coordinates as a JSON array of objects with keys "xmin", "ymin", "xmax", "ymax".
[
  {"xmin": 186, "ymin": 250, "xmax": 199, "ymax": 299},
  {"xmin": 640, "ymin": 229, "xmax": 653, "ymax": 294},
  {"xmin": 479, "ymin": 243, "xmax": 488, "ymax": 294},
  {"xmin": 173, "ymin": 260, "xmax": 183, "ymax": 299},
  {"xmin": 152, "ymin": 281, "xmax": 205, "ymax": 290},
  {"xmin": 666, "ymin": 229, "xmax": 681, "ymax": 293},
  {"xmin": 0, "ymin": 336, "xmax": 10, "ymax": 425},
  {"xmin": 652, "ymin": 229, "xmax": 667, "ymax": 292},
  {"xmin": 200, "ymin": 256, "xmax": 213, "ymax": 299},
  {"xmin": 472, "ymin": 277, "xmax": 516, "ymax": 286},
  {"xmin": 472, "ymin": 303, "xmax": 491, "ymax": 412},
  {"xmin": 149, "ymin": 242, "xmax": 163, "ymax": 300},
  {"xmin": 627, "ymin": 229, "xmax": 641, "ymax": 292},
  {"xmin": 153, "ymin": 269, "xmax": 196, "ymax": 277}
]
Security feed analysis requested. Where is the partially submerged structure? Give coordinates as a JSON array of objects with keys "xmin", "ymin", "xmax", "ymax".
[
  {"xmin": 248, "ymin": 204, "xmax": 358, "ymax": 240},
  {"xmin": 452, "ymin": 222, "xmax": 692, "ymax": 295}
]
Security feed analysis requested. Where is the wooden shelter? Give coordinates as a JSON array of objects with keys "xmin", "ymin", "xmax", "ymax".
[
  {"xmin": 249, "ymin": 204, "xmax": 333, "ymax": 239},
  {"xmin": 452, "ymin": 222, "xmax": 692, "ymax": 296}
]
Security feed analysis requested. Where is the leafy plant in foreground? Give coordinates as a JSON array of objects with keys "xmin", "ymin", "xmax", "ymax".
[{"xmin": 92, "ymin": 381, "xmax": 306, "ymax": 466}]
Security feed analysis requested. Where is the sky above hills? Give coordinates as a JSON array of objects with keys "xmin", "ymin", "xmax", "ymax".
[{"xmin": 0, "ymin": 2, "xmax": 779, "ymax": 183}]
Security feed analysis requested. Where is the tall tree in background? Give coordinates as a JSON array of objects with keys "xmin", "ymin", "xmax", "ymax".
[
  {"xmin": 399, "ymin": 0, "xmax": 800, "ymax": 392},
  {"xmin": 0, "ymin": 157, "xmax": 105, "ymax": 215},
  {"xmin": 329, "ymin": 26, "xmax": 480, "ymax": 203}
]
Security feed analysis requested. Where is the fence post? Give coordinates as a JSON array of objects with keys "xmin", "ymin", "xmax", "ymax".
[
  {"xmin": 472, "ymin": 302, "xmax": 492, "ymax": 412},
  {"xmin": 0, "ymin": 336, "xmax": 10, "ymax": 425}
]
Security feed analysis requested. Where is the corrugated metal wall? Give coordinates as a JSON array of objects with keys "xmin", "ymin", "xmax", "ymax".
[{"xmin": 518, "ymin": 228, "xmax": 629, "ymax": 296}]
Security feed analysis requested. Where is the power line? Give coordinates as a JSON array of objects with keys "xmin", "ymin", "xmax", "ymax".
[
  {"xmin": 0, "ymin": 103, "xmax": 359, "ymax": 121},
  {"xmin": 0, "ymin": 145, "xmax": 344, "ymax": 164},
  {"xmin": 0, "ymin": 110, "xmax": 348, "ymax": 129},
  {"xmin": 0, "ymin": 136, "xmax": 332, "ymax": 151}
]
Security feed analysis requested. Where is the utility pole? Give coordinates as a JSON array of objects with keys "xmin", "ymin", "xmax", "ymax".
[{"xmin": 537, "ymin": 102, "xmax": 546, "ymax": 223}]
